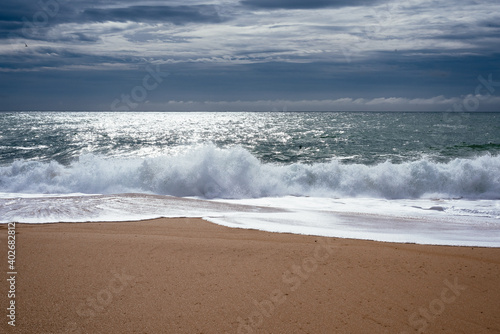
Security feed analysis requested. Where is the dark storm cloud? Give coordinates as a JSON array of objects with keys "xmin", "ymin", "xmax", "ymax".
[
  {"xmin": 0, "ymin": 1, "xmax": 38, "ymax": 22},
  {"xmin": 81, "ymin": 5, "xmax": 225, "ymax": 25},
  {"xmin": 478, "ymin": 17, "xmax": 500, "ymax": 29},
  {"xmin": 0, "ymin": 1, "xmax": 225, "ymax": 41},
  {"xmin": 1, "ymin": 0, "xmax": 499, "ymax": 111},
  {"xmin": 0, "ymin": 0, "xmax": 223, "ymax": 24},
  {"xmin": 0, "ymin": 47, "xmax": 123, "ymax": 71},
  {"xmin": 417, "ymin": 19, "xmax": 500, "ymax": 55},
  {"xmin": 4, "ymin": 53, "xmax": 497, "ymax": 102},
  {"xmin": 241, "ymin": 0, "xmax": 383, "ymax": 9},
  {"xmin": 64, "ymin": 32, "xmax": 100, "ymax": 43},
  {"xmin": 0, "ymin": 0, "xmax": 52, "ymax": 39}
]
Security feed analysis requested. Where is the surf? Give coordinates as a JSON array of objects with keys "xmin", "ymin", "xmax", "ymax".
[{"xmin": 1, "ymin": 145, "xmax": 499, "ymax": 200}]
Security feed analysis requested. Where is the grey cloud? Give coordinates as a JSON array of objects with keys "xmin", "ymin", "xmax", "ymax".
[
  {"xmin": 0, "ymin": 2, "xmax": 226, "ymax": 41},
  {"xmin": 58, "ymin": 32, "xmax": 100, "ymax": 43},
  {"xmin": 0, "ymin": 47, "xmax": 124, "ymax": 71},
  {"xmin": 81, "ymin": 5, "xmax": 225, "ymax": 25},
  {"xmin": 123, "ymin": 31, "xmax": 194, "ymax": 44},
  {"xmin": 241, "ymin": 0, "xmax": 383, "ymax": 9},
  {"xmin": 1, "ymin": 0, "xmax": 500, "ymax": 111},
  {"xmin": 479, "ymin": 18, "xmax": 500, "ymax": 29},
  {"xmin": 0, "ymin": 1, "xmax": 39, "ymax": 22}
]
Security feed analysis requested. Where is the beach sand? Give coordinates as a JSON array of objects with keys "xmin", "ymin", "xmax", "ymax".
[{"xmin": 1, "ymin": 218, "xmax": 499, "ymax": 333}]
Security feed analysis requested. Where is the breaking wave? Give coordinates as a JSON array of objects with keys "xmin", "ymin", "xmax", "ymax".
[{"xmin": 1, "ymin": 145, "xmax": 499, "ymax": 200}]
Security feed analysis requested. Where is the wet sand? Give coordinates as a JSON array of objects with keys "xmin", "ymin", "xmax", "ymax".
[{"xmin": 1, "ymin": 218, "xmax": 499, "ymax": 333}]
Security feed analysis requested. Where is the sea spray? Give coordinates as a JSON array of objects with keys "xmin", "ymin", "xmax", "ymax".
[{"xmin": 1, "ymin": 146, "xmax": 499, "ymax": 200}]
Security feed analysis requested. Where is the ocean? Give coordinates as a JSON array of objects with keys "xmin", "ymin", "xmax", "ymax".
[{"xmin": 1, "ymin": 111, "xmax": 499, "ymax": 246}]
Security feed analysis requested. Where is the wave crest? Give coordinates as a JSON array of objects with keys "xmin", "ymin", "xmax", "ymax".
[{"xmin": 1, "ymin": 146, "xmax": 499, "ymax": 199}]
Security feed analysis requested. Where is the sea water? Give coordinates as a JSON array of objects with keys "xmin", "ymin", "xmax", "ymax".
[{"xmin": 1, "ymin": 111, "xmax": 499, "ymax": 246}]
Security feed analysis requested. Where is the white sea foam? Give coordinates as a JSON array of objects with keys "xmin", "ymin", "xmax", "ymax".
[
  {"xmin": 1, "ymin": 146, "xmax": 499, "ymax": 247},
  {"xmin": 0, "ymin": 193, "xmax": 499, "ymax": 247},
  {"xmin": 0, "ymin": 145, "xmax": 499, "ymax": 200}
]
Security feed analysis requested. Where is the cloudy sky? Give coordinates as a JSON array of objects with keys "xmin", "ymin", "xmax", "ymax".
[{"xmin": 1, "ymin": 0, "xmax": 499, "ymax": 111}]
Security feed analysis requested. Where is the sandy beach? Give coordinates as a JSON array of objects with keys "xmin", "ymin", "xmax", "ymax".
[{"xmin": 1, "ymin": 218, "xmax": 499, "ymax": 333}]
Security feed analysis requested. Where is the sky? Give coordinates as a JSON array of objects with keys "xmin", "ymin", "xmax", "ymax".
[{"xmin": 0, "ymin": 0, "xmax": 499, "ymax": 111}]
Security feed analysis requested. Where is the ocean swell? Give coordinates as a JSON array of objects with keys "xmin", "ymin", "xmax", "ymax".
[{"xmin": 1, "ymin": 145, "xmax": 499, "ymax": 200}]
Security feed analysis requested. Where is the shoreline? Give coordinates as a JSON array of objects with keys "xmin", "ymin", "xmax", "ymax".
[
  {"xmin": 6, "ymin": 217, "xmax": 500, "ymax": 249},
  {"xmin": 1, "ymin": 218, "xmax": 499, "ymax": 333},
  {"xmin": 3, "ymin": 193, "xmax": 499, "ymax": 248}
]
